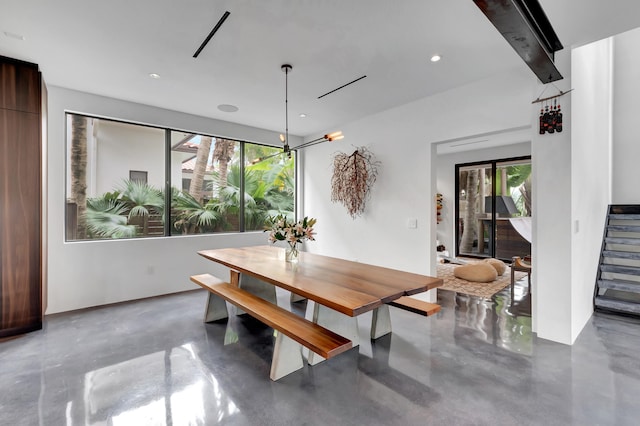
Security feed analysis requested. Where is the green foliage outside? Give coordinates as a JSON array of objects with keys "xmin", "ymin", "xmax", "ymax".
[
  {"xmin": 503, "ymin": 164, "xmax": 532, "ymax": 216},
  {"xmin": 82, "ymin": 154, "xmax": 295, "ymax": 239}
]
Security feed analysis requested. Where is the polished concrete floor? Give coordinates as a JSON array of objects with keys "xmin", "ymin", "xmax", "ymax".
[{"xmin": 2, "ymin": 280, "xmax": 640, "ymax": 426}]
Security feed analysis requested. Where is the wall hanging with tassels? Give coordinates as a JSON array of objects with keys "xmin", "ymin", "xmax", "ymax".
[{"xmin": 532, "ymin": 85, "xmax": 572, "ymax": 135}]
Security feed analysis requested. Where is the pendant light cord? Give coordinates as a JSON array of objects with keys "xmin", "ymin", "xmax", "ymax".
[{"xmin": 285, "ymin": 66, "xmax": 289, "ymax": 150}]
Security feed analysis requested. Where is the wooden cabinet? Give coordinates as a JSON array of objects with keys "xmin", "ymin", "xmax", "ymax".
[{"xmin": 0, "ymin": 56, "xmax": 46, "ymax": 338}]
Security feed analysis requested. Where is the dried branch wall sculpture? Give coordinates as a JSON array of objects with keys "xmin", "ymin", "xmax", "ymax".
[{"xmin": 331, "ymin": 147, "xmax": 380, "ymax": 218}]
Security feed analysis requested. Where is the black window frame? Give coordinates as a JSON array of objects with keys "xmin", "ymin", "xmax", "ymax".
[
  {"xmin": 454, "ymin": 155, "xmax": 531, "ymax": 260},
  {"xmin": 64, "ymin": 112, "xmax": 296, "ymax": 241}
]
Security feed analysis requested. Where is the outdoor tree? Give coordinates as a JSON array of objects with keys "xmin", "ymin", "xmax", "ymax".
[
  {"xmin": 119, "ymin": 180, "xmax": 163, "ymax": 236},
  {"xmin": 506, "ymin": 165, "xmax": 532, "ymax": 216},
  {"xmin": 189, "ymin": 136, "xmax": 213, "ymax": 202},
  {"xmin": 80, "ymin": 139, "xmax": 295, "ymax": 239},
  {"xmin": 213, "ymin": 138, "xmax": 235, "ymax": 191},
  {"xmin": 70, "ymin": 115, "xmax": 88, "ymax": 239},
  {"xmin": 460, "ymin": 169, "xmax": 479, "ymax": 253}
]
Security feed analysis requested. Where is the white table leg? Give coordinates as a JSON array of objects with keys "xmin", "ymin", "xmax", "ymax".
[
  {"xmin": 305, "ymin": 301, "xmax": 359, "ymax": 365},
  {"xmin": 370, "ymin": 305, "xmax": 392, "ymax": 339},
  {"xmin": 270, "ymin": 332, "xmax": 304, "ymax": 380},
  {"xmin": 203, "ymin": 292, "xmax": 229, "ymax": 323}
]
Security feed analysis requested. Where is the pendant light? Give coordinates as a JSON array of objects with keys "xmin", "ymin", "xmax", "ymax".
[{"xmin": 251, "ymin": 64, "xmax": 344, "ymax": 165}]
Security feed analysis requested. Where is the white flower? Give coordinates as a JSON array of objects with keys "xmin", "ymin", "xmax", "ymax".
[{"xmin": 265, "ymin": 214, "xmax": 317, "ymax": 246}]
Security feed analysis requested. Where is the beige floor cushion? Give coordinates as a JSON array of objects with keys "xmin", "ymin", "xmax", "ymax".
[
  {"xmin": 483, "ymin": 258, "xmax": 506, "ymax": 276},
  {"xmin": 454, "ymin": 263, "xmax": 498, "ymax": 282}
]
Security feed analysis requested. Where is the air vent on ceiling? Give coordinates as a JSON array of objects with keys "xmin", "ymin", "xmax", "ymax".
[
  {"xmin": 473, "ymin": 0, "xmax": 563, "ymax": 83},
  {"xmin": 318, "ymin": 75, "xmax": 367, "ymax": 99},
  {"xmin": 193, "ymin": 11, "xmax": 231, "ymax": 58}
]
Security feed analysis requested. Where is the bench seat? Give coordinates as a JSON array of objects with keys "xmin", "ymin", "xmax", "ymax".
[
  {"xmin": 388, "ymin": 296, "xmax": 441, "ymax": 316},
  {"xmin": 190, "ymin": 273, "xmax": 352, "ymax": 380}
]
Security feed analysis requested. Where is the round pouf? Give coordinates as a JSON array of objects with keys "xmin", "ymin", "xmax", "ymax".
[
  {"xmin": 483, "ymin": 258, "xmax": 506, "ymax": 276},
  {"xmin": 454, "ymin": 263, "xmax": 498, "ymax": 282}
]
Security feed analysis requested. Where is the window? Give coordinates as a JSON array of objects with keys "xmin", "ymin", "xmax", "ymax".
[
  {"xmin": 66, "ymin": 113, "xmax": 296, "ymax": 241},
  {"xmin": 243, "ymin": 142, "xmax": 295, "ymax": 231},
  {"xmin": 129, "ymin": 170, "xmax": 148, "ymax": 184},
  {"xmin": 170, "ymin": 133, "xmax": 242, "ymax": 234},
  {"xmin": 455, "ymin": 156, "xmax": 531, "ymax": 260}
]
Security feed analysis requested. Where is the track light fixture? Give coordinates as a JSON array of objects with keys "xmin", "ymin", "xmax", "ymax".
[{"xmin": 293, "ymin": 131, "xmax": 344, "ymax": 150}]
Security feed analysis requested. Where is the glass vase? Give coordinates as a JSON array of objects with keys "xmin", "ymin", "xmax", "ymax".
[{"xmin": 285, "ymin": 243, "xmax": 299, "ymax": 263}]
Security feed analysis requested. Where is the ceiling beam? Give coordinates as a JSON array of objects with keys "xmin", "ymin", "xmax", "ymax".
[{"xmin": 473, "ymin": 0, "xmax": 564, "ymax": 83}]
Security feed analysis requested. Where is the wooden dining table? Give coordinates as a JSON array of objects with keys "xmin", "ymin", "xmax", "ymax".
[
  {"xmin": 198, "ymin": 245, "xmax": 442, "ymax": 356},
  {"xmin": 199, "ymin": 245, "xmax": 441, "ymax": 312}
]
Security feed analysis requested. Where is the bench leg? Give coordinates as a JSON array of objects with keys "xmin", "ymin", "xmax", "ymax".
[
  {"xmin": 270, "ymin": 332, "xmax": 304, "ymax": 381},
  {"xmin": 204, "ymin": 292, "xmax": 229, "ymax": 323},
  {"xmin": 236, "ymin": 274, "xmax": 278, "ymax": 315},
  {"xmin": 305, "ymin": 302, "xmax": 359, "ymax": 365},
  {"xmin": 370, "ymin": 305, "xmax": 392, "ymax": 339},
  {"xmin": 223, "ymin": 322, "xmax": 239, "ymax": 345}
]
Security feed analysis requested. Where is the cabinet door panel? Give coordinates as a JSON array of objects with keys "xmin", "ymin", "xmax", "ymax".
[
  {"xmin": 0, "ymin": 60, "xmax": 40, "ymax": 114},
  {"xmin": 0, "ymin": 109, "xmax": 42, "ymax": 334}
]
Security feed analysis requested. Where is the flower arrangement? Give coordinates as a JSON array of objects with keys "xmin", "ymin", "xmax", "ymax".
[{"xmin": 265, "ymin": 214, "xmax": 316, "ymax": 261}]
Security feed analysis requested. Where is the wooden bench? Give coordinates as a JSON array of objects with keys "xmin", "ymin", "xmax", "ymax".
[
  {"xmin": 190, "ymin": 273, "xmax": 352, "ymax": 381},
  {"xmin": 371, "ymin": 296, "xmax": 441, "ymax": 339},
  {"xmin": 388, "ymin": 296, "xmax": 441, "ymax": 317}
]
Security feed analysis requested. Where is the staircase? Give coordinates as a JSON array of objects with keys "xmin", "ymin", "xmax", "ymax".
[{"xmin": 594, "ymin": 205, "xmax": 640, "ymax": 316}]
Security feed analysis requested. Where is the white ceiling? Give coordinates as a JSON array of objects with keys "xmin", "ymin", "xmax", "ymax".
[{"xmin": 2, "ymin": 0, "xmax": 640, "ymax": 138}]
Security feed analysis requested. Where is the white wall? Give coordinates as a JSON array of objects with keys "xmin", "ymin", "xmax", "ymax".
[
  {"xmin": 529, "ymin": 28, "xmax": 640, "ymax": 345},
  {"xmin": 94, "ymin": 121, "xmax": 165, "ymax": 194},
  {"xmin": 612, "ymin": 27, "xmax": 640, "ymax": 203},
  {"xmin": 47, "ymin": 87, "xmax": 301, "ymax": 314},
  {"xmin": 436, "ymin": 142, "xmax": 531, "ymax": 255},
  {"xmin": 302, "ymin": 69, "xmax": 534, "ymax": 300},
  {"xmin": 172, "ymin": 152, "xmax": 189, "ymax": 191},
  {"xmin": 535, "ymin": 27, "xmax": 640, "ymax": 344},
  {"xmin": 571, "ymin": 38, "xmax": 613, "ymax": 340},
  {"xmin": 530, "ymin": 50, "xmax": 574, "ymax": 343},
  {"xmin": 302, "ymin": 109, "xmax": 432, "ymax": 275}
]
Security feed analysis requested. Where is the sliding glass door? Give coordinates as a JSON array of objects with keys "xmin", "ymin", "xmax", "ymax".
[
  {"xmin": 455, "ymin": 156, "xmax": 531, "ymax": 261},
  {"xmin": 457, "ymin": 162, "xmax": 493, "ymax": 258}
]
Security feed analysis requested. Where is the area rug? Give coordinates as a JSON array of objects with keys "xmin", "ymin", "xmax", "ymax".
[{"xmin": 437, "ymin": 262, "xmax": 527, "ymax": 299}]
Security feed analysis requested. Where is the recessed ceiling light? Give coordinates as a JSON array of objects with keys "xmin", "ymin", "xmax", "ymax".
[
  {"xmin": 430, "ymin": 55, "xmax": 442, "ymax": 62},
  {"xmin": 217, "ymin": 104, "xmax": 239, "ymax": 113},
  {"xmin": 299, "ymin": 113, "xmax": 307, "ymax": 118},
  {"xmin": 4, "ymin": 31, "xmax": 25, "ymax": 40},
  {"xmin": 149, "ymin": 73, "xmax": 161, "ymax": 79}
]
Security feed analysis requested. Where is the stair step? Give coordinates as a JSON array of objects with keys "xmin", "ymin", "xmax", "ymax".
[
  {"xmin": 607, "ymin": 225, "xmax": 640, "ymax": 233},
  {"xmin": 605, "ymin": 237, "xmax": 640, "ymax": 245},
  {"xmin": 609, "ymin": 214, "xmax": 640, "ymax": 220},
  {"xmin": 595, "ymin": 297, "xmax": 640, "ymax": 315},
  {"xmin": 602, "ymin": 250, "xmax": 640, "ymax": 260},
  {"xmin": 598, "ymin": 279, "xmax": 640, "ymax": 293},
  {"xmin": 600, "ymin": 264, "xmax": 640, "ymax": 276}
]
